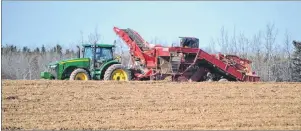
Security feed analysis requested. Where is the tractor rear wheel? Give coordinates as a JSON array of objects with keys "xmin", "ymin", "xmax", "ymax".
[
  {"xmin": 69, "ymin": 68, "xmax": 90, "ymax": 80},
  {"xmin": 104, "ymin": 64, "xmax": 131, "ymax": 81}
]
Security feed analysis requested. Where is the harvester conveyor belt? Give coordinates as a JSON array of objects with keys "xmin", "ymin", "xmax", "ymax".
[{"xmin": 122, "ymin": 29, "xmax": 150, "ymax": 51}]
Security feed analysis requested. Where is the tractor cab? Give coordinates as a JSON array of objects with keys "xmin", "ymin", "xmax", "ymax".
[
  {"xmin": 81, "ymin": 44, "xmax": 115, "ymax": 68},
  {"xmin": 179, "ymin": 37, "xmax": 199, "ymax": 48}
]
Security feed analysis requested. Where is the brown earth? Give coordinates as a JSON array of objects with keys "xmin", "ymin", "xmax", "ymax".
[{"xmin": 2, "ymin": 80, "xmax": 301, "ymax": 130}]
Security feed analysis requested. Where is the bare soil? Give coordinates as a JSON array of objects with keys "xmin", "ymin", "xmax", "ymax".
[{"xmin": 2, "ymin": 80, "xmax": 301, "ymax": 130}]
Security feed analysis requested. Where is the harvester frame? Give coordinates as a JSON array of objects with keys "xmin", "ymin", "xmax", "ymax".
[{"xmin": 113, "ymin": 27, "xmax": 260, "ymax": 82}]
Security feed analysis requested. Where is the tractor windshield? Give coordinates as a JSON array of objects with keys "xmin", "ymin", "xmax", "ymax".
[
  {"xmin": 83, "ymin": 46, "xmax": 113, "ymax": 61},
  {"xmin": 96, "ymin": 48, "xmax": 113, "ymax": 61}
]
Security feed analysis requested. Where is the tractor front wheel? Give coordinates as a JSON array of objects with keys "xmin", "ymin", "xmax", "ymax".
[
  {"xmin": 104, "ymin": 64, "xmax": 131, "ymax": 81},
  {"xmin": 69, "ymin": 68, "xmax": 90, "ymax": 80}
]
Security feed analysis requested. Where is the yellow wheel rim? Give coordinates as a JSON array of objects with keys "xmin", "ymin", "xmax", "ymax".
[
  {"xmin": 112, "ymin": 69, "xmax": 128, "ymax": 81},
  {"xmin": 75, "ymin": 72, "xmax": 88, "ymax": 80}
]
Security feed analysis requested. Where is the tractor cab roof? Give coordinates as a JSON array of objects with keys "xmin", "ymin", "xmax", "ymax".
[{"xmin": 82, "ymin": 43, "xmax": 115, "ymax": 48}]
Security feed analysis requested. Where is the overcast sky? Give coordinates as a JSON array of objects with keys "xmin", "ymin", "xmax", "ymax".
[{"xmin": 2, "ymin": 1, "xmax": 301, "ymax": 50}]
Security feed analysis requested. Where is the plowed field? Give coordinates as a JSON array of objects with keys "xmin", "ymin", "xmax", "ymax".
[{"xmin": 2, "ymin": 80, "xmax": 301, "ymax": 130}]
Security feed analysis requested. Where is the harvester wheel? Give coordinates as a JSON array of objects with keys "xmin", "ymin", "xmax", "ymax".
[
  {"xmin": 69, "ymin": 68, "xmax": 90, "ymax": 80},
  {"xmin": 104, "ymin": 64, "xmax": 132, "ymax": 81}
]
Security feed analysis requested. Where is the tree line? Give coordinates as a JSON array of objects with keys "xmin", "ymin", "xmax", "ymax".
[
  {"xmin": 1, "ymin": 44, "xmax": 77, "ymax": 80},
  {"xmin": 1, "ymin": 24, "xmax": 301, "ymax": 81},
  {"xmin": 206, "ymin": 23, "xmax": 300, "ymax": 82}
]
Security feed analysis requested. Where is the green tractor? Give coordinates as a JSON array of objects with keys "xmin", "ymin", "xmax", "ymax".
[{"xmin": 40, "ymin": 44, "xmax": 132, "ymax": 81}]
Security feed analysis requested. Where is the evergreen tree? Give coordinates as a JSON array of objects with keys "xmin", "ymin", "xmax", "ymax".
[
  {"xmin": 52, "ymin": 47, "xmax": 57, "ymax": 53},
  {"xmin": 55, "ymin": 44, "xmax": 62, "ymax": 55},
  {"xmin": 22, "ymin": 46, "xmax": 29, "ymax": 53},
  {"xmin": 292, "ymin": 40, "xmax": 301, "ymax": 81},
  {"xmin": 65, "ymin": 49, "xmax": 70, "ymax": 55},
  {"xmin": 10, "ymin": 45, "xmax": 17, "ymax": 52},
  {"xmin": 41, "ymin": 45, "xmax": 46, "ymax": 54},
  {"xmin": 34, "ymin": 47, "xmax": 40, "ymax": 53}
]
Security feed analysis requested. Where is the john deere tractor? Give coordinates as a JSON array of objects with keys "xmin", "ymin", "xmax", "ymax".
[{"xmin": 40, "ymin": 43, "xmax": 131, "ymax": 81}]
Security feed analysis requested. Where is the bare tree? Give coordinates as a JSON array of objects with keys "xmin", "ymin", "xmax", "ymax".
[
  {"xmin": 217, "ymin": 26, "xmax": 230, "ymax": 54},
  {"xmin": 283, "ymin": 30, "xmax": 293, "ymax": 81},
  {"xmin": 208, "ymin": 23, "xmax": 295, "ymax": 82},
  {"xmin": 250, "ymin": 31, "xmax": 264, "ymax": 79},
  {"xmin": 88, "ymin": 26, "xmax": 101, "ymax": 44},
  {"xmin": 80, "ymin": 30, "xmax": 85, "ymax": 44},
  {"xmin": 237, "ymin": 32, "xmax": 250, "ymax": 58},
  {"xmin": 230, "ymin": 26, "xmax": 238, "ymax": 55},
  {"xmin": 263, "ymin": 23, "xmax": 278, "ymax": 81},
  {"xmin": 208, "ymin": 37, "xmax": 217, "ymax": 54}
]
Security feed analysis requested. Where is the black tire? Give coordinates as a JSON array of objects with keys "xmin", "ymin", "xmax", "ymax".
[
  {"xmin": 104, "ymin": 64, "xmax": 132, "ymax": 81},
  {"xmin": 69, "ymin": 68, "xmax": 90, "ymax": 80}
]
